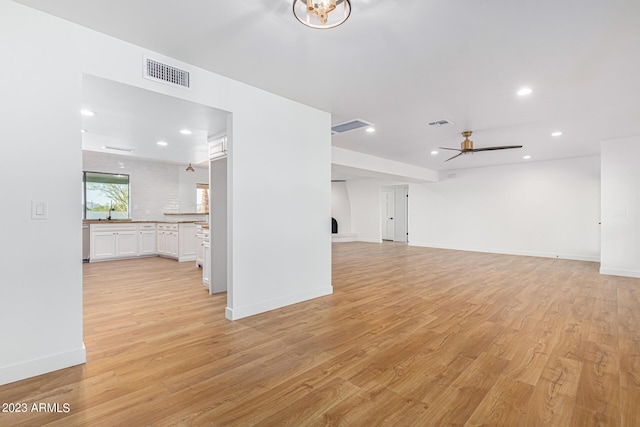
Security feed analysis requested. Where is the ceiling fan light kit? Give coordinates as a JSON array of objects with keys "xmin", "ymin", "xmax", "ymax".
[
  {"xmin": 440, "ymin": 131, "xmax": 523, "ymax": 162},
  {"xmin": 293, "ymin": 0, "xmax": 351, "ymax": 29}
]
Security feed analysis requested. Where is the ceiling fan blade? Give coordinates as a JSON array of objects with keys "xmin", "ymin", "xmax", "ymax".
[
  {"xmin": 471, "ymin": 145, "xmax": 523, "ymax": 152},
  {"xmin": 439, "ymin": 147, "xmax": 462, "ymax": 152},
  {"xmin": 445, "ymin": 152, "xmax": 464, "ymax": 162}
]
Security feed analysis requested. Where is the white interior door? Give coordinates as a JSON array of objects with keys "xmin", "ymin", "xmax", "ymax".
[
  {"xmin": 393, "ymin": 186, "xmax": 408, "ymax": 243},
  {"xmin": 381, "ymin": 189, "xmax": 395, "ymax": 240}
]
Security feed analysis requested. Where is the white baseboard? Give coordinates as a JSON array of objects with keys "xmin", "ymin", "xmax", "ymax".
[
  {"xmin": 225, "ymin": 286, "xmax": 333, "ymax": 320},
  {"xmin": 332, "ymin": 233, "xmax": 357, "ymax": 243},
  {"xmin": 599, "ymin": 267, "xmax": 640, "ymax": 278},
  {"xmin": 357, "ymin": 238, "xmax": 382, "ymax": 243},
  {"xmin": 0, "ymin": 344, "xmax": 86, "ymax": 386},
  {"xmin": 408, "ymin": 241, "xmax": 600, "ymax": 263}
]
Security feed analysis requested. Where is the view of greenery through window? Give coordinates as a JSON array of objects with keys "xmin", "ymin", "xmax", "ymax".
[
  {"xmin": 196, "ymin": 183, "xmax": 209, "ymax": 213},
  {"xmin": 84, "ymin": 172, "xmax": 130, "ymax": 219}
]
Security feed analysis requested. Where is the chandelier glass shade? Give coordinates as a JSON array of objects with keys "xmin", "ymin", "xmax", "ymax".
[{"xmin": 293, "ymin": 0, "xmax": 351, "ymax": 29}]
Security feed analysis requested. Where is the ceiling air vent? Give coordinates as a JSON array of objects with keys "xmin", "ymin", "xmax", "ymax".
[
  {"xmin": 428, "ymin": 119, "xmax": 453, "ymax": 127},
  {"xmin": 331, "ymin": 119, "xmax": 374, "ymax": 135},
  {"xmin": 144, "ymin": 57, "xmax": 190, "ymax": 89}
]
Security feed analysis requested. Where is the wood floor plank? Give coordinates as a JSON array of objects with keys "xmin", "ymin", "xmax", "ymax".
[
  {"xmin": 0, "ymin": 243, "xmax": 639, "ymax": 426},
  {"xmin": 465, "ymin": 375, "xmax": 535, "ymax": 426},
  {"xmin": 523, "ymin": 356, "xmax": 582, "ymax": 426},
  {"xmin": 571, "ymin": 341, "xmax": 621, "ymax": 426}
]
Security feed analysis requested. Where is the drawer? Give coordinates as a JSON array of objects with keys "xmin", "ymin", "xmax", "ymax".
[
  {"xmin": 90, "ymin": 223, "xmax": 137, "ymax": 232},
  {"xmin": 158, "ymin": 223, "xmax": 178, "ymax": 231},
  {"xmin": 138, "ymin": 223, "xmax": 157, "ymax": 230}
]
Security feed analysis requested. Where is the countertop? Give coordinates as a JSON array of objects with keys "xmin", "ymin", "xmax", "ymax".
[{"xmin": 83, "ymin": 220, "xmax": 207, "ymax": 224}]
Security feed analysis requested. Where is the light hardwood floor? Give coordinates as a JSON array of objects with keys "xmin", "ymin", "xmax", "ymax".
[{"xmin": 1, "ymin": 242, "xmax": 639, "ymax": 426}]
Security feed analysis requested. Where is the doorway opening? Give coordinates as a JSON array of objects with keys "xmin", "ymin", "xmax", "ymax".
[{"xmin": 81, "ymin": 73, "xmax": 230, "ymax": 306}]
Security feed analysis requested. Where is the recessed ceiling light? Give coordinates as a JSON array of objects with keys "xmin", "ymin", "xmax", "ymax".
[
  {"xmin": 366, "ymin": 127, "xmax": 375, "ymax": 133},
  {"xmin": 80, "ymin": 129, "xmax": 87, "ymax": 133},
  {"xmin": 81, "ymin": 109, "xmax": 95, "ymax": 116},
  {"xmin": 523, "ymin": 155, "xmax": 531, "ymax": 160},
  {"xmin": 180, "ymin": 129, "xmax": 192, "ymax": 135},
  {"xmin": 551, "ymin": 131, "xmax": 563, "ymax": 137},
  {"xmin": 517, "ymin": 87, "xmax": 533, "ymax": 96},
  {"xmin": 431, "ymin": 150, "xmax": 439, "ymax": 155},
  {"xmin": 157, "ymin": 141, "xmax": 168, "ymax": 146}
]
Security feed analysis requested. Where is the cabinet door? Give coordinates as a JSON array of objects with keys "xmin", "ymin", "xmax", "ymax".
[
  {"xmin": 157, "ymin": 231, "xmax": 166, "ymax": 255},
  {"xmin": 178, "ymin": 224, "xmax": 197, "ymax": 262},
  {"xmin": 202, "ymin": 242, "xmax": 210, "ymax": 289},
  {"xmin": 139, "ymin": 231, "xmax": 157, "ymax": 256},
  {"xmin": 116, "ymin": 231, "xmax": 137, "ymax": 257},
  {"xmin": 195, "ymin": 234, "xmax": 204, "ymax": 267},
  {"xmin": 166, "ymin": 231, "xmax": 178, "ymax": 258},
  {"xmin": 91, "ymin": 232, "xmax": 116, "ymax": 260}
]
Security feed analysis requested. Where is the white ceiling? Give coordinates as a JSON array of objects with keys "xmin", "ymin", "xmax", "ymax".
[
  {"xmin": 18, "ymin": 0, "xmax": 640, "ymax": 173},
  {"xmin": 82, "ymin": 75, "xmax": 228, "ymax": 166}
]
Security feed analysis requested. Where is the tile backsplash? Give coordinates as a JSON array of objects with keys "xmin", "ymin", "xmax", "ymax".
[{"xmin": 83, "ymin": 151, "xmax": 208, "ymax": 221}]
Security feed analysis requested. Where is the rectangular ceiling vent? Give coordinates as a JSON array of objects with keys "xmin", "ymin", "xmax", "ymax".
[
  {"xmin": 144, "ymin": 57, "xmax": 190, "ymax": 89},
  {"xmin": 428, "ymin": 119, "xmax": 453, "ymax": 127},
  {"xmin": 331, "ymin": 119, "xmax": 374, "ymax": 135}
]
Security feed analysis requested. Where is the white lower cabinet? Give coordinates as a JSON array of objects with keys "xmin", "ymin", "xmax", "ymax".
[
  {"xmin": 195, "ymin": 225, "xmax": 204, "ymax": 267},
  {"xmin": 91, "ymin": 231, "xmax": 118, "ymax": 260},
  {"xmin": 202, "ymin": 230, "xmax": 210, "ymax": 289},
  {"xmin": 138, "ymin": 223, "xmax": 157, "ymax": 256},
  {"xmin": 115, "ymin": 231, "xmax": 137, "ymax": 257},
  {"xmin": 90, "ymin": 224, "xmax": 138, "ymax": 262},
  {"xmin": 157, "ymin": 224, "xmax": 179, "ymax": 259},
  {"xmin": 157, "ymin": 230, "xmax": 166, "ymax": 255},
  {"xmin": 90, "ymin": 222, "xmax": 201, "ymax": 263},
  {"xmin": 178, "ymin": 223, "xmax": 196, "ymax": 262},
  {"xmin": 166, "ymin": 231, "xmax": 178, "ymax": 258}
]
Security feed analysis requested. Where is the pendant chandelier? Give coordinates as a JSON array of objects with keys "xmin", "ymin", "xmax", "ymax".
[{"xmin": 293, "ymin": 0, "xmax": 351, "ymax": 29}]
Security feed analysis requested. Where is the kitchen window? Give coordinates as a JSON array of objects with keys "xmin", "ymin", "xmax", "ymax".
[
  {"xmin": 196, "ymin": 183, "xmax": 209, "ymax": 213},
  {"xmin": 83, "ymin": 171, "xmax": 130, "ymax": 219}
]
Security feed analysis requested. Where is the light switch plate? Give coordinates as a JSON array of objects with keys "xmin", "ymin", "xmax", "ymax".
[{"xmin": 31, "ymin": 201, "xmax": 48, "ymax": 220}]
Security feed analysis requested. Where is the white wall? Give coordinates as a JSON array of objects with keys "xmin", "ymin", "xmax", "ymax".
[
  {"xmin": 333, "ymin": 147, "xmax": 438, "ymax": 182},
  {"xmin": 84, "ymin": 151, "xmax": 208, "ymax": 220},
  {"xmin": 345, "ymin": 179, "xmax": 407, "ymax": 242},
  {"xmin": 0, "ymin": 0, "xmax": 331, "ymax": 385},
  {"xmin": 0, "ymin": 1, "xmax": 86, "ymax": 386},
  {"xmin": 392, "ymin": 186, "xmax": 408, "ymax": 243},
  {"xmin": 211, "ymin": 157, "xmax": 227, "ymax": 294},
  {"xmin": 409, "ymin": 156, "xmax": 601, "ymax": 261},
  {"xmin": 346, "ymin": 180, "xmax": 383, "ymax": 242},
  {"xmin": 600, "ymin": 137, "xmax": 640, "ymax": 277},
  {"xmin": 227, "ymin": 103, "xmax": 331, "ymax": 320},
  {"xmin": 178, "ymin": 165, "xmax": 209, "ymax": 214},
  {"xmin": 331, "ymin": 182, "xmax": 352, "ymax": 235}
]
